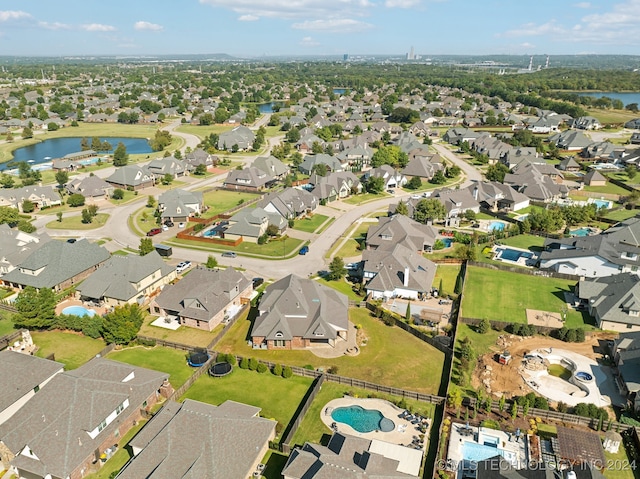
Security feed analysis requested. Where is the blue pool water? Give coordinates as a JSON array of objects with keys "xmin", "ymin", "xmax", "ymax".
[
  {"xmin": 497, "ymin": 247, "xmax": 534, "ymax": 262},
  {"xmin": 591, "ymin": 199, "xmax": 612, "ymax": 209},
  {"xmin": 575, "ymin": 371, "xmax": 593, "ymax": 381},
  {"xmin": 463, "ymin": 442, "xmax": 504, "ymax": 463},
  {"xmin": 570, "ymin": 227, "xmax": 593, "ymax": 237},
  {"xmin": 331, "ymin": 406, "xmax": 395, "ymax": 433},
  {"xmin": 442, "ymin": 238, "xmax": 453, "ymax": 248},
  {"xmin": 488, "ymin": 221, "xmax": 505, "ymax": 232},
  {"xmin": 62, "ymin": 305, "xmax": 96, "ymax": 317}
]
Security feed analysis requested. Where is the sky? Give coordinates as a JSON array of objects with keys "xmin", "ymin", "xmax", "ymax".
[{"xmin": 0, "ymin": 0, "xmax": 639, "ymax": 57}]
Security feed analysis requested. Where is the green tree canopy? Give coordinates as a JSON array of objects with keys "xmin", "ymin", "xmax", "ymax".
[
  {"xmin": 413, "ymin": 198, "xmax": 446, "ymax": 223},
  {"xmin": 327, "ymin": 256, "xmax": 347, "ymax": 281},
  {"xmin": 113, "ymin": 142, "xmax": 129, "ymax": 166},
  {"xmin": 102, "ymin": 304, "xmax": 144, "ymax": 345},
  {"xmin": 139, "ymin": 237, "xmax": 154, "ymax": 256}
]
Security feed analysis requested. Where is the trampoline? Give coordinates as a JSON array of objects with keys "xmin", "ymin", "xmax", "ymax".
[
  {"xmin": 209, "ymin": 362, "xmax": 233, "ymax": 377},
  {"xmin": 187, "ymin": 350, "xmax": 210, "ymax": 367}
]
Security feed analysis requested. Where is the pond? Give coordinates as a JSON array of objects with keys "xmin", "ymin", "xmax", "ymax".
[
  {"xmin": 577, "ymin": 92, "xmax": 640, "ymax": 107},
  {"xmin": 2, "ymin": 136, "xmax": 153, "ymax": 170},
  {"xmin": 257, "ymin": 102, "xmax": 285, "ymax": 113}
]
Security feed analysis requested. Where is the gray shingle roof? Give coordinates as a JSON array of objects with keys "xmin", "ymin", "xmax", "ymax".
[
  {"xmin": 363, "ymin": 244, "xmax": 437, "ymax": 295},
  {"xmin": 366, "ymin": 215, "xmax": 437, "ymax": 252}
]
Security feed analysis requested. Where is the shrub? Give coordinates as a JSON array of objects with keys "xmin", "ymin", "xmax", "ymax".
[
  {"xmin": 112, "ymin": 189, "xmax": 124, "ymax": 200},
  {"xmin": 327, "ymin": 366, "xmax": 339, "ymax": 374},
  {"xmin": 217, "ymin": 352, "xmax": 227, "ymax": 363},
  {"xmin": 477, "ymin": 318, "xmax": 491, "ymax": 334},
  {"xmin": 248, "ymin": 358, "xmax": 259, "ymax": 371},
  {"xmin": 303, "ymin": 364, "xmax": 314, "ymax": 370},
  {"xmin": 136, "ymin": 337, "xmax": 156, "ymax": 347},
  {"xmin": 239, "ymin": 357, "xmax": 249, "ymax": 369},
  {"xmin": 257, "ymin": 363, "xmax": 268, "ymax": 373},
  {"xmin": 226, "ymin": 354, "xmax": 237, "ymax": 366},
  {"xmin": 282, "ymin": 366, "xmax": 293, "ymax": 378},
  {"xmin": 273, "ymin": 363, "xmax": 283, "ymax": 376},
  {"xmin": 193, "ymin": 223, "xmax": 205, "ymax": 233},
  {"xmin": 481, "ymin": 419, "xmax": 501, "ymax": 430},
  {"xmin": 67, "ymin": 193, "xmax": 85, "ymax": 207}
]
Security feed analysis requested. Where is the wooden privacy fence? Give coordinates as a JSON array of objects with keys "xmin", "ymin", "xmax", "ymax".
[
  {"xmin": 0, "ymin": 329, "xmax": 26, "ymax": 351},
  {"xmin": 280, "ymin": 374, "xmax": 325, "ymax": 454},
  {"xmin": 467, "ymin": 260, "xmax": 580, "ymax": 281}
]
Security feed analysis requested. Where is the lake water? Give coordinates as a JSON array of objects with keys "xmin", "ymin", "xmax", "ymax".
[
  {"xmin": 333, "ymin": 88, "xmax": 347, "ymax": 95},
  {"xmin": 3, "ymin": 137, "xmax": 153, "ymax": 170},
  {"xmin": 577, "ymin": 92, "xmax": 640, "ymax": 107},
  {"xmin": 258, "ymin": 102, "xmax": 285, "ymax": 113}
]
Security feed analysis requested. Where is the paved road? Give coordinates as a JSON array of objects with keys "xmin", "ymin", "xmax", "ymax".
[
  {"xmin": 161, "ymin": 119, "xmax": 201, "ymax": 151},
  {"xmin": 432, "ymin": 142, "xmax": 483, "ymax": 187}
]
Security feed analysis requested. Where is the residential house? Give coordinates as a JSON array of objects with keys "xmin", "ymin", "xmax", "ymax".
[
  {"xmin": 526, "ymin": 116, "xmax": 560, "ymax": 134},
  {"xmin": 583, "ymin": 169, "xmax": 607, "ymax": 187},
  {"xmin": 0, "ymin": 224, "xmax": 50, "ymax": 277},
  {"xmin": 51, "ymin": 158, "xmax": 81, "ymax": 172},
  {"xmin": 504, "ymin": 162, "xmax": 569, "ymax": 202},
  {"xmin": 251, "ymin": 274, "xmax": 349, "ymax": 350},
  {"xmin": 258, "ymin": 188, "xmax": 317, "ymax": 220},
  {"xmin": 0, "ymin": 185, "xmax": 61, "ymax": 212},
  {"xmin": 223, "ymin": 166, "xmax": 274, "ymax": 192},
  {"xmin": 631, "ymin": 133, "xmax": 640, "ymax": 145},
  {"xmin": 115, "ymin": 400, "xmax": 275, "ymax": 479},
  {"xmin": 625, "ymin": 119, "xmax": 640, "ymax": 130},
  {"xmin": 442, "ymin": 127, "xmax": 485, "ymax": 145},
  {"xmin": 0, "ymin": 351, "xmax": 63, "ymax": 426},
  {"xmin": 183, "ymin": 148, "xmax": 218, "ymax": 169},
  {"xmin": 363, "ymin": 165, "xmax": 407, "ymax": 189},
  {"xmin": 225, "ymin": 207, "xmax": 287, "ymax": 242},
  {"xmin": 145, "ymin": 157, "xmax": 188, "ymax": 178},
  {"xmin": 66, "ymin": 176, "xmax": 114, "ymax": 201},
  {"xmin": 363, "ymin": 244, "xmax": 437, "ymax": 300},
  {"xmin": 157, "ymin": 189, "xmax": 204, "ymax": 223},
  {"xmin": 500, "ymin": 147, "xmax": 541, "ymax": 170},
  {"xmin": 2, "ymin": 239, "xmax": 110, "ymax": 292},
  {"xmin": 558, "ymin": 157, "xmax": 581, "ymax": 172},
  {"xmin": 539, "ymin": 215, "xmax": 640, "ymax": 277},
  {"xmin": 408, "ymin": 120, "xmax": 431, "ymax": 137},
  {"xmin": 610, "ymin": 331, "xmax": 640, "ymax": 408},
  {"xmin": 549, "ymin": 130, "xmax": 593, "ymax": 151},
  {"xmin": 0, "ymin": 358, "xmax": 171, "ymax": 479},
  {"xmin": 401, "ymin": 155, "xmax": 444, "ymax": 181},
  {"xmin": 283, "ymin": 432, "xmax": 422, "ymax": 479},
  {"xmin": 468, "ymin": 181, "xmax": 530, "ymax": 212},
  {"xmin": 295, "ymin": 134, "xmax": 325, "ymax": 154},
  {"xmin": 106, "ymin": 165, "xmax": 155, "ymax": 191},
  {"xmin": 298, "ymin": 154, "xmax": 343, "ymax": 175},
  {"xmin": 76, "ymin": 251, "xmax": 176, "ymax": 308},
  {"xmin": 253, "ymin": 155, "xmax": 289, "ymax": 179},
  {"xmin": 366, "ymin": 215, "xmax": 438, "ymax": 253},
  {"xmin": 582, "ymin": 141, "xmax": 617, "ymax": 160},
  {"xmin": 572, "ymin": 116, "xmax": 602, "ymax": 130},
  {"xmin": 577, "ymin": 274, "xmax": 640, "ymax": 333},
  {"xmin": 152, "ymin": 267, "xmax": 252, "ymax": 331},
  {"xmin": 432, "ymin": 187, "xmax": 481, "ymax": 219},
  {"xmin": 309, "ymin": 171, "xmax": 361, "ymax": 203},
  {"xmin": 217, "ymin": 125, "xmax": 255, "ymax": 151}
]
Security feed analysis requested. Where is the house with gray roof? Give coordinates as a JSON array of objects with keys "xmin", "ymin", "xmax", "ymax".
[
  {"xmin": 115, "ymin": 399, "xmax": 275, "ymax": 479},
  {"xmin": 283, "ymin": 432, "xmax": 421, "ymax": 479},
  {"xmin": 106, "ymin": 165, "xmax": 155, "ymax": 191},
  {"xmin": 363, "ymin": 244, "xmax": 437, "ymax": 301},
  {"xmin": 625, "ymin": 118, "xmax": 640, "ymax": 130},
  {"xmin": 299, "ymin": 154, "xmax": 343, "ymax": 175},
  {"xmin": 258, "ymin": 188, "xmax": 317, "ymax": 220},
  {"xmin": 584, "ymin": 169, "xmax": 607, "ymax": 187},
  {"xmin": 467, "ymin": 181, "xmax": 530, "ymax": 212},
  {"xmin": 0, "ymin": 357, "xmax": 171, "ymax": 479},
  {"xmin": 0, "ymin": 185, "xmax": 61, "ymax": 212},
  {"xmin": 558, "ymin": 157, "xmax": 581, "ymax": 172},
  {"xmin": 76, "ymin": 251, "xmax": 176, "ymax": 308},
  {"xmin": 442, "ymin": 127, "xmax": 485, "ymax": 145},
  {"xmin": 611, "ymin": 331, "xmax": 640, "ymax": 408},
  {"xmin": 309, "ymin": 171, "xmax": 361, "ymax": 202},
  {"xmin": 152, "ymin": 267, "xmax": 252, "ymax": 331},
  {"xmin": 432, "ymin": 187, "xmax": 481, "ymax": 219},
  {"xmin": 225, "ymin": 206, "xmax": 287, "ymax": 242},
  {"xmin": 66, "ymin": 175, "xmax": 114, "ymax": 200},
  {"xmin": 223, "ymin": 166, "xmax": 274, "ymax": 192},
  {"xmin": 0, "ymin": 224, "xmax": 50, "ymax": 278},
  {"xmin": 253, "ymin": 155, "xmax": 289, "ymax": 179},
  {"xmin": 548, "ymin": 130, "xmax": 593, "ymax": 151},
  {"xmin": 366, "ymin": 215, "xmax": 438, "ymax": 253},
  {"xmin": 363, "ymin": 165, "xmax": 407, "ymax": 190},
  {"xmin": 402, "ymin": 155, "xmax": 444, "ymax": 180},
  {"xmin": 157, "ymin": 188, "xmax": 204, "ymax": 223},
  {"xmin": 217, "ymin": 125, "xmax": 255, "ymax": 151},
  {"xmin": 504, "ymin": 162, "xmax": 569, "ymax": 202},
  {"xmin": 0, "ymin": 351, "xmax": 64, "ymax": 426},
  {"xmin": 251, "ymin": 274, "xmax": 349, "ymax": 350},
  {"xmin": 183, "ymin": 148, "xmax": 218, "ymax": 169},
  {"xmin": 2, "ymin": 239, "xmax": 110, "ymax": 292},
  {"xmin": 145, "ymin": 157, "xmax": 188, "ymax": 178},
  {"xmin": 572, "ymin": 116, "xmax": 602, "ymax": 130}
]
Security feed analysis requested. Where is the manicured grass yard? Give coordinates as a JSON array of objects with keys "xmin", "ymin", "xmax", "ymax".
[
  {"xmin": 461, "ymin": 266, "xmax": 594, "ymax": 328},
  {"xmin": 343, "ymin": 192, "xmax": 388, "ymax": 205},
  {"xmin": 216, "ymin": 307, "xmax": 445, "ymax": 393},
  {"xmin": 499, "ymin": 234, "xmax": 547, "ymax": 251},
  {"xmin": 432, "ymin": 264, "xmax": 462, "ymax": 297},
  {"xmin": 108, "ymin": 346, "xmax": 195, "ymax": 389},
  {"xmin": 586, "ymin": 108, "xmax": 639, "ymax": 125},
  {"xmin": 46, "ymin": 213, "xmax": 109, "ymax": 230},
  {"xmin": 603, "ymin": 443, "xmax": 638, "ymax": 479},
  {"xmin": 170, "ymin": 236, "xmax": 304, "ymax": 258},
  {"xmin": 290, "ymin": 381, "xmax": 436, "ymax": 447},
  {"xmin": 0, "ymin": 315, "xmax": 16, "ymax": 336},
  {"xmin": 201, "ymin": 189, "xmax": 259, "ymax": 217},
  {"xmin": 32, "ymin": 331, "xmax": 106, "ymax": 370},
  {"xmin": 137, "ymin": 314, "xmax": 221, "ymax": 348},
  {"xmin": 583, "ymin": 181, "xmax": 631, "ymax": 196},
  {"xmin": 603, "ymin": 208, "xmax": 639, "ymax": 222},
  {"xmin": 109, "ymin": 189, "xmax": 141, "ymax": 206},
  {"xmin": 333, "ymin": 222, "xmax": 370, "ymax": 259},
  {"xmin": 181, "ymin": 367, "xmax": 313, "ymax": 441},
  {"xmin": 176, "ymin": 124, "xmax": 234, "ymax": 140},
  {"xmin": 317, "ymin": 277, "xmax": 362, "ymax": 301},
  {"xmin": 292, "ymin": 214, "xmax": 330, "ymax": 233}
]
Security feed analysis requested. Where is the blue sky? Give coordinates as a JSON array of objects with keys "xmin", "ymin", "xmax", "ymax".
[{"xmin": 1, "ymin": 0, "xmax": 639, "ymax": 57}]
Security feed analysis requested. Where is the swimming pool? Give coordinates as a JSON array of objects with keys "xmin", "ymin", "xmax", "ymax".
[
  {"xmin": 570, "ymin": 227, "xmax": 594, "ymax": 237},
  {"xmin": 488, "ymin": 221, "xmax": 505, "ymax": 232},
  {"xmin": 462, "ymin": 442, "xmax": 504, "ymax": 463},
  {"xmin": 591, "ymin": 199, "xmax": 612, "ymax": 209},
  {"xmin": 496, "ymin": 247, "xmax": 534, "ymax": 262},
  {"xmin": 442, "ymin": 238, "xmax": 453, "ymax": 248},
  {"xmin": 62, "ymin": 305, "xmax": 96, "ymax": 317},
  {"xmin": 331, "ymin": 405, "xmax": 395, "ymax": 433}
]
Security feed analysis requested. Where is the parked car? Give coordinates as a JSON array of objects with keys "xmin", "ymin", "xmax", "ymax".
[
  {"xmin": 164, "ymin": 220, "xmax": 174, "ymax": 227},
  {"xmin": 162, "ymin": 225, "xmax": 169, "ymax": 231},
  {"xmin": 146, "ymin": 228, "xmax": 162, "ymax": 237},
  {"xmin": 252, "ymin": 277, "xmax": 264, "ymax": 288},
  {"xmin": 299, "ymin": 245, "xmax": 309, "ymax": 255},
  {"xmin": 66, "ymin": 238, "xmax": 77, "ymax": 243},
  {"xmin": 176, "ymin": 261, "xmax": 192, "ymax": 273},
  {"xmin": 387, "ymin": 189, "xmax": 395, "ymax": 194},
  {"xmin": 346, "ymin": 262, "xmax": 359, "ymax": 270},
  {"xmin": 221, "ymin": 251, "xmax": 237, "ymax": 258}
]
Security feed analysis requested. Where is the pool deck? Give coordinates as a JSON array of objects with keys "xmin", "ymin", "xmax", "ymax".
[
  {"xmin": 322, "ymin": 397, "xmax": 430, "ymax": 450},
  {"xmin": 56, "ymin": 298, "xmax": 107, "ymax": 317},
  {"xmin": 491, "ymin": 245, "xmax": 537, "ymax": 268}
]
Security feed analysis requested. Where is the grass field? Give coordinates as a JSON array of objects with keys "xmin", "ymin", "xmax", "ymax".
[
  {"xmin": 180, "ymin": 367, "xmax": 313, "ymax": 441},
  {"xmin": 290, "ymin": 381, "xmax": 436, "ymax": 447},
  {"xmin": 216, "ymin": 307, "xmax": 445, "ymax": 393},
  {"xmin": 432, "ymin": 264, "xmax": 462, "ymax": 297},
  {"xmin": 498, "ymin": 234, "xmax": 547, "ymax": 251},
  {"xmin": 170, "ymin": 236, "xmax": 304, "ymax": 258},
  {"xmin": 461, "ymin": 266, "xmax": 594, "ymax": 328},
  {"xmin": 603, "ymin": 443, "xmax": 638, "ymax": 479},
  {"xmin": 175, "ymin": 124, "xmax": 234, "ymax": 140},
  {"xmin": 201, "ymin": 190, "xmax": 260, "ymax": 218},
  {"xmin": 343, "ymin": 192, "xmax": 389, "ymax": 205},
  {"xmin": 332, "ymin": 222, "xmax": 370, "ymax": 259},
  {"xmin": 292, "ymin": 214, "xmax": 330, "ymax": 233},
  {"xmin": 0, "ymin": 316, "xmax": 16, "ymax": 336},
  {"xmin": 32, "ymin": 331, "xmax": 106, "ymax": 369},
  {"xmin": 586, "ymin": 108, "xmax": 639, "ymax": 125},
  {"xmin": 603, "ymin": 208, "xmax": 639, "ymax": 222},
  {"xmin": 46, "ymin": 213, "xmax": 109, "ymax": 230},
  {"xmin": 583, "ymin": 181, "xmax": 631, "ymax": 196},
  {"xmin": 108, "ymin": 346, "xmax": 195, "ymax": 389},
  {"xmin": 137, "ymin": 314, "xmax": 221, "ymax": 348},
  {"xmin": 316, "ymin": 276, "xmax": 362, "ymax": 301}
]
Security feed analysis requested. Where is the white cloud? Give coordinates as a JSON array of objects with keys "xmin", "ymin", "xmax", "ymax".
[
  {"xmin": 384, "ymin": 0, "xmax": 421, "ymax": 7},
  {"xmin": 292, "ymin": 18, "xmax": 373, "ymax": 32},
  {"xmin": 573, "ymin": 2, "xmax": 591, "ymax": 7},
  {"xmin": 38, "ymin": 21, "xmax": 71, "ymax": 30},
  {"xmin": 0, "ymin": 10, "xmax": 32, "ymax": 22},
  {"xmin": 81, "ymin": 23, "xmax": 116, "ymax": 32},
  {"xmin": 300, "ymin": 36, "xmax": 320, "ymax": 46},
  {"xmin": 238, "ymin": 14, "xmax": 259, "ymax": 21},
  {"xmin": 199, "ymin": 0, "xmax": 373, "ymax": 19},
  {"xmin": 134, "ymin": 21, "xmax": 163, "ymax": 31}
]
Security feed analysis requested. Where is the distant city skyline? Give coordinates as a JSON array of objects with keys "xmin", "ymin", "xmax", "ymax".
[{"xmin": 0, "ymin": 0, "xmax": 639, "ymax": 57}]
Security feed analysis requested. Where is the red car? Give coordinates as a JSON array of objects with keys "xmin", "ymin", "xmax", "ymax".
[{"xmin": 146, "ymin": 228, "xmax": 162, "ymax": 237}]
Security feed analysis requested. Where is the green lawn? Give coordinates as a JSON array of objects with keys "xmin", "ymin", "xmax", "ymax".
[
  {"xmin": 108, "ymin": 346, "xmax": 195, "ymax": 389},
  {"xmin": 583, "ymin": 181, "xmax": 631, "ymax": 196},
  {"xmin": 138, "ymin": 314, "xmax": 221, "ymax": 348},
  {"xmin": 290, "ymin": 381, "xmax": 436, "ymax": 447},
  {"xmin": 181, "ymin": 367, "xmax": 313, "ymax": 441},
  {"xmin": 216, "ymin": 307, "xmax": 445, "ymax": 394},
  {"xmin": 32, "ymin": 331, "xmax": 106, "ymax": 369},
  {"xmin": 433, "ymin": 264, "xmax": 462, "ymax": 297},
  {"xmin": 260, "ymin": 450, "xmax": 290, "ymax": 479},
  {"xmin": 46, "ymin": 213, "xmax": 109, "ymax": 230},
  {"xmin": 292, "ymin": 214, "xmax": 330, "ymax": 233},
  {"xmin": 586, "ymin": 108, "xmax": 639, "ymax": 125},
  {"xmin": 603, "ymin": 443, "xmax": 638, "ymax": 479},
  {"xmin": 499, "ymin": 234, "xmax": 547, "ymax": 251},
  {"xmin": 316, "ymin": 277, "xmax": 362, "ymax": 301},
  {"xmin": 176, "ymin": 124, "xmax": 234, "ymax": 140},
  {"xmin": 603, "ymin": 208, "xmax": 639, "ymax": 222},
  {"xmin": 332, "ymin": 222, "xmax": 370, "ymax": 259},
  {"xmin": 170, "ymin": 236, "xmax": 304, "ymax": 258},
  {"xmin": 461, "ymin": 266, "xmax": 594, "ymax": 328},
  {"xmin": 343, "ymin": 192, "xmax": 389, "ymax": 205},
  {"xmin": 201, "ymin": 189, "xmax": 261, "ymax": 218},
  {"xmin": 0, "ymin": 315, "xmax": 16, "ymax": 336}
]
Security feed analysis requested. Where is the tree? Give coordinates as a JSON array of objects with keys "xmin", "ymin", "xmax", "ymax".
[
  {"xmin": 91, "ymin": 137, "xmax": 102, "ymax": 150},
  {"xmin": 21, "ymin": 199, "xmax": 35, "ymax": 213},
  {"xmin": 205, "ymin": 255, "xmax": 218, "ymax": 269},
  {"xmin": 112, "ymin": 188, "xmax": 124, "ymax": 200},
  {"xmin": 55, "ymin": 170, "xmax": 69, "ymax": 188},
  {"xmin": 0, "ymin": 206, "xmax": 20, "ymax": 225},
  {"xmin": 485, "ymin": 163, "xmax": 510, "ymax": 183},
  {"xmin": 366, "ymin": 176, "xmax": 385, "ymax": 194},
  {"xmin": 102, "ymin": 304, "xmax": 144, "ymax": 345},
  {"xmin": 626, "ymin": 164, "xmax": 637, "ymax": 180},
  {"xmin": 67, "ymin": 193, "xmax": 85, "ymax": 207},
  {"xmin": 455, "ymin": 244, "xmax": 478, "ymax": 261},
  {"xmin": 161, "ymin": 174, "xmax": 173, "ymax": 185},
  {"xmin": 511, "ymin": 402, "xmax": 518, "ymax": 422},
  {"xmin": 80, "ymin": 137, "xmax": 90, "ymax": 150},
  {"xmin": 266, "ymin": 224, "xmax": 280, "ymax": 237},
  {"xmin": 0, "ymin": 173, "xmax": 15, "ymax": 188},
  {"xmin": 47, "ymin": 122, "xmax": 59, "ymax": 131},
  {"xmin": 81, "ymin": 208, "xmax": 93, "ymax": 224},
  {"xmin": 477, "ymin": 318, "xmax": 491, "ymax": 334},
  {"xmin": 312, "ymin": 163, "xmax": 328, "ymax": 177},
  {"xmin": 146, "ymin": 196, "xmax": 156, "ymax": 208},
  {"xmin": 113, "ymin": 142, "xmax": 129, "ymax": 166},
  {"xmin": 430, "ymin": 170, "xmax": 447, "ymax": 185},
  {"xmin": 194, "ymin": 163, "xmax": 207, "ymax": 175},
  {"xmin": 406, "ymin": 176, "xmax": 423, "ymax": 190},
  {"xmin": 395, "ymin": 200, "xmax": 409, "ymax": 216},
  {"xmin": 14, "ymin": 286, "xmax": 56, "ymax": 329},
  {"xmin": 18, "ymin": 220, "xmax": 35, "ymax": 233},
  {"xmin": 22, "ymin": 127, "xmax": 33, "ymax": 139},
  {"xmin": 413, "ymin": 199, "xmax": 446, "ymax": 223},
  {"xmin": 328, "ymin": 256, "xmax": 347, "ymax": 281},
  {"xmin": 139, "ymin": 237, "xmax": 154, "ymax": 256},
  {"xmin": 498, "ymin": 395, "xmax": 506, "ymax": 412},
  {"xmin": 406, "ymin": 302, "xmax": 412, "ymax": 321}
]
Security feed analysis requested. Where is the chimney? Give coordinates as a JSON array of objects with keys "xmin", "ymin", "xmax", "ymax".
[
  {"xmin": 473, "ymin": 186, "xmax": 478, "ymax": 201},
  {"xmin": 403, "ymin": 267, "xmax": 410, "ymax": 288}
]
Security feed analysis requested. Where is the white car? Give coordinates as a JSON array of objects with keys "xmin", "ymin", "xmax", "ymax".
[
  {"xmin": 178, "ymin": 222, "xmax": 185, "ymax": 228},
  {"xmin": 176, "ymin": 261, "xmax": 191, "ymax": 273},
  {"xmin": 162, "ymin": 224, "xmax": 169, "ymax": 231}
]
